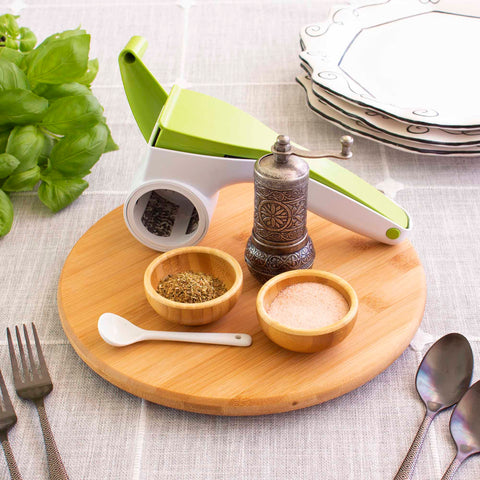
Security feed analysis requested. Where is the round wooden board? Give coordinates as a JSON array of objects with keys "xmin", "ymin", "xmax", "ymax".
[{"xmin": 58, "ymin": 183, "xmax": 426, "ymax": 416}]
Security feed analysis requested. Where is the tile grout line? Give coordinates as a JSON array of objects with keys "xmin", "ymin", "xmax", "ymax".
[
  {"xmin": 379, "ymin": 145, "xmax": 391, "ymax": 178},
  {"xmin": 93, "ymin": 81, "xmax": 298, "ymax": 88},
  {"xmin": 16, "ymin": 0, "xmax": 302, "ymax": 10},
  {"xmin": 131, "ymin": 399, "xmax": 148, "ymax": 480},
  {"xmin": 177, "ymin": 0, "xmax": 192, "ymax": 82},
  {"xmin": 11, "ymin": 190, "xmax": 129, "ymax": 197}
]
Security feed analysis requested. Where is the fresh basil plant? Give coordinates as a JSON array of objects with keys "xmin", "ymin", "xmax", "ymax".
[{"xmin": 0, "ymin": 14, "xmax": 118, "ymax": 236}]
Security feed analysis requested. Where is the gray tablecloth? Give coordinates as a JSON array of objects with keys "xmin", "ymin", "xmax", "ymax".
[{"xmin": 0, "ymin": 0, "xmax": 479, "ymax": 478}]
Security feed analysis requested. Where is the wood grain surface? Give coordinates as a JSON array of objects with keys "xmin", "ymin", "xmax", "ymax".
[{"xmin": 58, "ymin": 183, "xmax": 426, "ymax": 416}]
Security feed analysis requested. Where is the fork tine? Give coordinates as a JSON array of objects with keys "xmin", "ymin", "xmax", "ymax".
[
  {"xmin": 6, "ymin": 328, "xmax": 23, "ymax": 387},
  {"xmin": 23, "ymin": 324, "xmax": 40, "ymax": 380},
  {"xmin": 15, "ymin": 326, "xmax": 30, "ymax": 382},
  {"xmin": 31, "ymin": 323, "xmax": 51, "ymax": 380},
  {"xmin": 0, "ymin": 370, "xmax": 14, "ymax": 413}
]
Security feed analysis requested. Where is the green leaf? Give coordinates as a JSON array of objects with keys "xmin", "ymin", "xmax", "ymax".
[
  {"xmin": 6, "ymin": 125, "xmax": 45, "ymax": 173},
  {"xmin": 0, "ymin": 47, "xmax": 24, "ymax": 67},
  {"xmin": 0, "ymin": 58, "xmax": 28, "ymax": 91},
  {"xmin": 0, "ymin": 129, "xmax": 11, "ymax": 153},
  {"xmin": 38, "ymin": 133, "xmax": 55, "ymax": 166},
  {"xmin": 49, "ymin": 123, "xmax": 107, "ymax": 176},
  {"xmin": 77, "ymin": 58, "xmax": 98, "ymax": 85},
  {"xmin": 5, "ymin": 38, "xmax": 18, "ymax": 49},
  {"xmin": 38, "ymin": 175, "xmax": 88, "ymax": 212},
  {"xmin": 0, "ymin": 188, "xmax": 13, "ymax": 236},
  {"xmin": 0, "ymin": 89, "xmax": 48, "ymax": 126},
  {"xmin": 103, "ymin": 123, "xmax": 119, "ymax": 153},
  {"xmin": 41, "ymin": 94, "xmax": 103, "ymax": 134},
  {"xmin": 0, "ymin": 153, "xmax": 19, "ymax": 178},
  {"xmin": 2, "ymin": 165, "xmax": 40, "ymax": 191},
  {"xmin": 27, "ymin": 33, "xmax": 90, "ymax": 84},
  {"xmin": 0, "ymin": 14, "xmax": 19, "ymax": 38},
  {"xmin": 39, "ymin": 28, "xmax": 87, "ymax": 46},
  {"xmin": 18, "ymin": 27, "xmax": 36, "ymax": 52},
  {"xmin": 35, "ymin": 82, "xmax": 91, "ymax": 100}
]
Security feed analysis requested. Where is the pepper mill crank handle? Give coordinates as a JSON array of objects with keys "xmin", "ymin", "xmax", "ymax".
[{"xmin": 293, "ymin": 135, "xmax": 354, "ymax": 160}]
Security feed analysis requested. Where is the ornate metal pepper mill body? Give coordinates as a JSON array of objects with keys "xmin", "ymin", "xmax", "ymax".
[{"xmin": 245, "ymin": 135, "xmax": 315, "ymax": 282}]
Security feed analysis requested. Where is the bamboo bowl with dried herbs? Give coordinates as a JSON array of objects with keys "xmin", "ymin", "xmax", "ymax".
[{"xmin": 144, "ymin": 246, "xmax": 243, "ymax": 326}]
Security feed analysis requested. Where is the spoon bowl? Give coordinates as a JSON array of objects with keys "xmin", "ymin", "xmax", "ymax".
[
  {"xmin": 416, "ymin": 333, "xmax": 473, "ymax": 413},
  {"xmin": 98, "ymin": 313, "xmax": 145, "ymax": 347},
  {"xmin": 98, "ymin": 312, "xmax": 252, "ymax": 348},
  {"xmin": 394, "ymin": 333, "xmax": 473, "ymax": 480},
  {"xmin": 441, "ymin": 381, "xmax": 480, "ymax": 479}
]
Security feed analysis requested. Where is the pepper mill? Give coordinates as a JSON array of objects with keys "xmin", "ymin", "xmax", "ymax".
[{"xmin": 245, "ymin": 135, "xmax": 315, "ymax": 282}]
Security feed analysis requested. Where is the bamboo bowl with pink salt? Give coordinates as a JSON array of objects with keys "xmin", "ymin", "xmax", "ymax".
[{"xmin": 256, "ymin": 270, "xmax": 358, "ymax": 353}]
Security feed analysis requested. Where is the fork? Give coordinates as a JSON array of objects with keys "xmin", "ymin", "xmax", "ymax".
[
  {"xmin": 7, "ymin": 324, "xmax": 70, "ymax": 480},
  {"xmin": 0, "ymin": 370, "xmax": 23, "ymax": 480}
]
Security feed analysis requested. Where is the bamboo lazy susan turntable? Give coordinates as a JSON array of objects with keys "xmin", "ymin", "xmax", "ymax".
[
  {"xmin": 57, "ymin": 37, "xmax": 425, "ymax": 416},
  {"xmin": 58, "ymin": 185, "xmax": 425, "ymax": 416}
]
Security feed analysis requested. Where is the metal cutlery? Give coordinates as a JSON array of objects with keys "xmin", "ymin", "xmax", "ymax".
[
  {"xmin": 441, "ymin": 380, "xmax": 480, "ymax": 479},
  {"xmin": 0, "ymin": 370, "xmax": 22, "ymax": 480},
  {"xmin": 7, "ymin": 323, "xmax": 70, "ymax": 480},
  {"xmin": 394, "ymin": 333, "xmax": 473, "ymax": 480}
]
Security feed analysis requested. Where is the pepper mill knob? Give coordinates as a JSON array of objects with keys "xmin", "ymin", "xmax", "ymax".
[
  {"xmin": 340, "ymin": 135, "xmax": 354, "ymax": 158},
  {"xmin": 274, "ymin": 135, "xmax": 292, "ymax": 152}
]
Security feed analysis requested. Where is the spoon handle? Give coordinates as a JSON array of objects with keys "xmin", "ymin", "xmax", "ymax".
[
  {"xmin": 394, "ymin": 410, "xmax": 435, "ymax": 480},
  {"xmin": 145, "ymin": 331, "xmax": 252, "ymax": 347},
  {"xmin": 440, "ymin": 455, "xmax": 463, "ymax": 480}
]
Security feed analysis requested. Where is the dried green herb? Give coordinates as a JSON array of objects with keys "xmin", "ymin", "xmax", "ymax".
[{"xmin": 157, "ymin": 271, "xmax": 227, "ymax": 304}]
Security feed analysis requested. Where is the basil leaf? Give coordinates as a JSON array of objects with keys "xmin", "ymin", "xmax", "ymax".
[
  {"xmin": 38, "ymin": 175, "xmax": 88, "ymax": 212},
  {"xmin": 38, "ymin": 28, "xmax": 87, "ymax": 47},
  {"xmin": 0, "ymin": 129, "xmax": 11, "ymax": 153},
  {"xmin": 103, "ymin": 123, "xmax": 119, "ymax": 153},
  {"xmin": 0, "ymin": 47, "xmax": 24, "ymax": 67},
  {"xmin": 0, "ymin": 14, "xmax": 19, "ymax": 38},
  {"xmin": 0, "ymin": 153, "xmax": 19, "ymax": 178},
  {"xmin": 0, "ymin": 89, "xmax": 48, "ymax": 125},
  {"xmin": 41, "ymin": 94, "xmax": 103, "ymax": 134},
  {"xmin": 77, "ymin": 58, "xmax": 98, "ymax": 85},
  {"xmin": 6, "ymin": 125, "xmax": 45, "ymax": 173},
  {"xmin": 27, "ymin": 33, "xmax": 90, "ymax": 84},
  {"xmin": 38, "ymin": 133, "xmax": 55, "ymax": 167},
  {"xmin": 35, "ymin": 82, "xmax": 91, "ymax": 100},
  {"xmin": 0, "ymin": 58, "xmax": 28, "ymax": 91},
  {"xmin": 49, "ymin": 123, "xmax": 107, "ymax": 176},
  {"xmin": 0, "ymin": 188, "xmax": 13, "ymax": 236},
  {"xmin": 2, "ymin": 165, "xmax": 40, "ymax": 191},
  {"xmin": 18, "ymin": 27, "xmax": 36, "ymax": 52},
  {"xmin": 5, "ymin": 38, "xmax": 18, "ymax": 49}
]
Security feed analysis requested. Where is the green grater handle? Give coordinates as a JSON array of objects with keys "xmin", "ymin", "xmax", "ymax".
[{"xmin": 119, "ymin": 36, "xmax": 168, "ymax": 142}]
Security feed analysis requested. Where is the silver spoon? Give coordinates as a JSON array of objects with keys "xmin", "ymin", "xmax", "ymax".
[
  {"xmin": 394, "ymin": 333, "xmax": 473, "ymax": 480},
  {"xmin": 441, "ymin": 380, "xmax": 480, "ymax": 479},
  {"xmin": 98, "ymin": 313, "xmax": 252, "ymax": 347}
]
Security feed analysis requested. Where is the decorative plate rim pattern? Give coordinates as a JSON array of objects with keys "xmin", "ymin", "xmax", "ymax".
[
  {"xmin": 296, "ymin": 74, "xmax": 480, "ymax": 157},
  {"xmin": 300, "ymin": 0, "xmax": 480, "ymax": 129}
]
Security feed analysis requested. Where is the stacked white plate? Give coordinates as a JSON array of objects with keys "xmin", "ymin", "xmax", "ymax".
[{"xmin": 298, "ymin": 0, "xmax": 480, "ymax": 156}]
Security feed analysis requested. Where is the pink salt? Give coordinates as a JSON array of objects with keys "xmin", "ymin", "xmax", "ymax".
[{"xmin": 267, "ymin": 282, "xmax": 349, "ymax": 330}]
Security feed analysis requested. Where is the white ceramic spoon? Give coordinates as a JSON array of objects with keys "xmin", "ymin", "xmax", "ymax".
[{"xmin": 98, "ymin": 313, "xmax": 252, "ymax": 347}]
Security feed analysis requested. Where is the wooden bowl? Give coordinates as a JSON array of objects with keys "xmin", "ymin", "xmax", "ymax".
[
  {"xmin": 144, "ymin": 246, "xmax": 243, "ymax": 326},
  {"xmin": 256, "ymin": 270, "xmax": 358, "ymax": 353}
]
